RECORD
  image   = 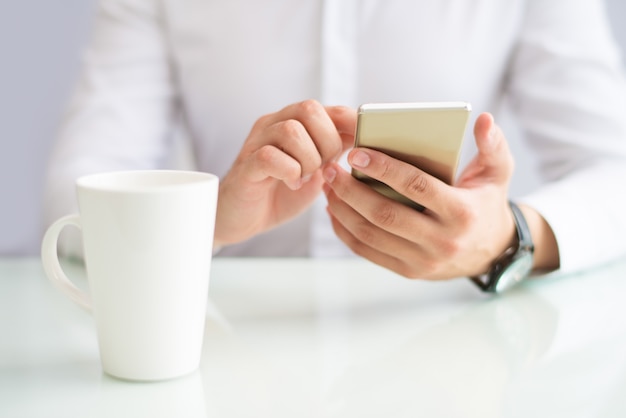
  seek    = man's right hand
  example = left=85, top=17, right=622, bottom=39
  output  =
left=214, top=100, right=356, bottom=248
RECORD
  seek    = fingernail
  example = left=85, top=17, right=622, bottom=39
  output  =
left=301, top=174, right=312, bottom=184
left=290, top=178, right=303, bottom=190
left=323, top=166, right=337, bottom=183
left=351, top=150, right=371, bottom=168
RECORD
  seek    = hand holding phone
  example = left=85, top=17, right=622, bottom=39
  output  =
left=352, top=102, right=471, bottom=210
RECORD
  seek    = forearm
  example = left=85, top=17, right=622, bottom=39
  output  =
left=520, top=162, right=626, bottom=274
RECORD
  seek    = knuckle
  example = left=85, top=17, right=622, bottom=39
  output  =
left=437, top=238, right=462, bottom=259
left=451, top=204, right=476, bottom=229
left=404, top=172, right=430, bottom=197
left=378, top=158, right=395, bottom=181
left=277, top=119, right=304, bottom=138
left=256, top=145, right=278, bottom=164
left=371, top=203, right=397, bottom=228
left=256, top=145, right=299, bottom=177
left=297, top=99, right=324, bottom=115
left=352, top=222, right=378, bottom=248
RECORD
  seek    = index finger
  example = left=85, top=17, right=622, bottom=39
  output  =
left=325, top=105, right=357, bottom=153
left=263, top=100, right=345, bottom=163
left=347, top=147, right=456, bottom=215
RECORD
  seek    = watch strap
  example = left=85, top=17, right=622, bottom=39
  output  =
left=509, top=201, right=533, bottom=253
left=470, top=201, right=534, bottom=292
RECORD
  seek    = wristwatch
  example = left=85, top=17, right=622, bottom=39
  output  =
left=470, top=201, right=535, bottom=293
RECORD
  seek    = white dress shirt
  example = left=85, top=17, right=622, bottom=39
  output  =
left=45, top=0, right=626, bottom=273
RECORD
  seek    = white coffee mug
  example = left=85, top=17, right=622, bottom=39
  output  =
left=41, top=170, right=219, bottom=381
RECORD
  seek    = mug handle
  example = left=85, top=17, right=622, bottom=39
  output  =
left=41, top=214, right=92, bottom=311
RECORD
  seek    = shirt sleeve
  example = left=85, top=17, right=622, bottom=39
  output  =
left=43, top=0, right=177, bottom=256
left=506, top=0, right=626, bottom=273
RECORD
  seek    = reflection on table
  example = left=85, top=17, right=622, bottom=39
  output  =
left=1, top=257, right=626, bottom=417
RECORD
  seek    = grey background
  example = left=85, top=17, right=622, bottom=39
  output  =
left=0, top=0, right=97, bottom=255
left=1, top=1, right=625, bottom=256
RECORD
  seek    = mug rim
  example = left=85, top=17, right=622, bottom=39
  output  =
left=76, top=170, right=219, bottom=193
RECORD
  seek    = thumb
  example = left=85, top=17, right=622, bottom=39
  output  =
left=457, top=113, right=514, bottom=187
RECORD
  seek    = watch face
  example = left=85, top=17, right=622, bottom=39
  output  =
left=494, top=254, right=534, bottom=293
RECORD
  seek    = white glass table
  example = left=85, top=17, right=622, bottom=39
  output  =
left=1, top=257, right=626, bottom=417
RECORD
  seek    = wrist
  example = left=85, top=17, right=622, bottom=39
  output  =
left=476, top=202, right=517, bottom=277
left=517, top=204, right=560, bottom=272
left=470, top=201, right=535, bottom=293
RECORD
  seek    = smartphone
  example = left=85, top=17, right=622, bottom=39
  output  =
left=352, top=101, right=471, bottom=210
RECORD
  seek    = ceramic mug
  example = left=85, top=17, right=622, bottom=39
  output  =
left=41, top=170, right=218, bottom=381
